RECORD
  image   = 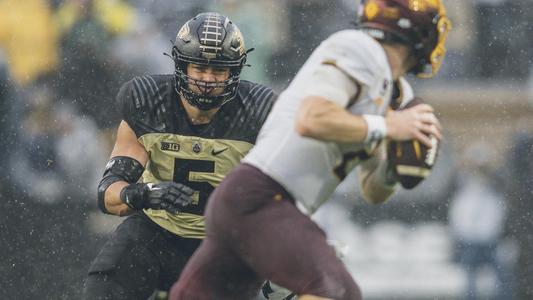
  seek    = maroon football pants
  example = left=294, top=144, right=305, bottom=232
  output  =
left=170, top=164, right=362, bottom=300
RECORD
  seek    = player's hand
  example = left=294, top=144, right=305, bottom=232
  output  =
left=385, top=103, right=442, bottom=148
left=120, top=182, right=194, bottom=214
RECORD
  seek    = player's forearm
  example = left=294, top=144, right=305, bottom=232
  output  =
left=361, top=173, right=396, bottom=204
left=104, top=181, right=133, bottom=216
left=98, top=122, right=150, bottom=216
left=359, top=160, right=398, bottom=204
left=296, top=97, right=368, bottom=143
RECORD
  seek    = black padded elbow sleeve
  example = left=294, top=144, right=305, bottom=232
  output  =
left=97, top=156, right=145, bottom=214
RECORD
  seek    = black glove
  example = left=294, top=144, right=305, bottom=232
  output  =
left=120, top=182, right=194, bottom=214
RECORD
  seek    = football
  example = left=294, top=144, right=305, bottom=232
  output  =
left=387, top=97, right=439, bottom=189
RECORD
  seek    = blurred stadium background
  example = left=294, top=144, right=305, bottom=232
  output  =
left=0, top=0, right=532, bottom=299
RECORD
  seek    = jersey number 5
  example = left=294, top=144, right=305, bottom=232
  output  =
left=173, top=158, right=215, bottom=215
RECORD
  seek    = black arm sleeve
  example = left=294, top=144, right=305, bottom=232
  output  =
left=96, top=156, right=145, bottom=214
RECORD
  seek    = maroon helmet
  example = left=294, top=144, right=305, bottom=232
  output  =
left=357, top=0, right=451, bottom=78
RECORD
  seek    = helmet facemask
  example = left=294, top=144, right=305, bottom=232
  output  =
left=414, top=11, right=451, bottom=78
left=173, top=51, right=244, bottom=110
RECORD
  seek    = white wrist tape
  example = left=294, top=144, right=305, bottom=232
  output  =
left=362, top=114, right=387, bottom=143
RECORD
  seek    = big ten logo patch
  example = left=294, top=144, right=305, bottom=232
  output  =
left=161, top=142, right=181, bottom=152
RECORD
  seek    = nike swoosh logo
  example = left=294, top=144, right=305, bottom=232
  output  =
left=211, top=147, right=229, bottom=156
left=146, top=183, right=163, bottom=191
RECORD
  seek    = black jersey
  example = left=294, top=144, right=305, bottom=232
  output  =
left=116, top=74, right=276, bottom=238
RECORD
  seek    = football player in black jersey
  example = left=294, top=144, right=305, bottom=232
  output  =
left=82, top=12, right=276, bottom=300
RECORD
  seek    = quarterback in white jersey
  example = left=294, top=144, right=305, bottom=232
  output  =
left=244, top=30, right=417, bottom=214
left=170, top=1, right=451, bottom=300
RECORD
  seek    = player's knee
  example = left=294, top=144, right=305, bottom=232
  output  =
left=305, top=269, right=362, bottom=300
left=83, top=271, right=151, bottom=300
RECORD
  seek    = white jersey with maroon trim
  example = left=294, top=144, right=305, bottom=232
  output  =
left=244, top=30, right=410, bottom=214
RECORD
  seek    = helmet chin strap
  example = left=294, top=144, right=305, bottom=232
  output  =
left=178, top=84, right=228, bottom=111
